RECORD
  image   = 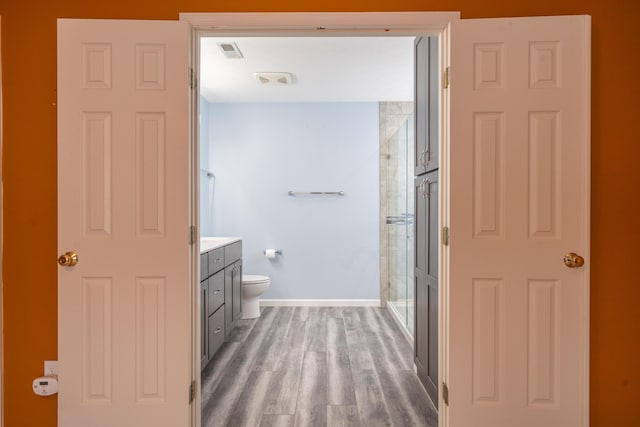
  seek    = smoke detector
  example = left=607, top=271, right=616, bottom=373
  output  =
left=254, top=72, right=295, bottom=86
left=216, top=42, right=243, bottom=59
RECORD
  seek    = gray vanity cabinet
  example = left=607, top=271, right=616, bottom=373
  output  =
left=225, top=241, right=242, bottom=266
left=232, top=261, right=243, bottom=325
left=200, top=279, right=208, bottom=367
left=201, top=240, right=243, bottom=370
left=208, top=271, right=224, bottom=315
left=200, top=252, right=208, bottom=283
left=200, top=253, right=208, bottom=368
left=224, top=259, right=243, bottom=338
left=208, top=248, right=225, bottom=277
left=207, top=306, right=225, bottom=359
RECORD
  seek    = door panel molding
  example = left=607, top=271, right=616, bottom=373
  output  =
left=57, top=19, right=191, bottom=427
left=449, top=15, right=590, bottom=427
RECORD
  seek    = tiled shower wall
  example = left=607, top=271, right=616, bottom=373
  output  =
left=379, top=102, right=414, bottom=306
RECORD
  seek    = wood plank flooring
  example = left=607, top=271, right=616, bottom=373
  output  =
left=201, top=307, right=437, bottom=427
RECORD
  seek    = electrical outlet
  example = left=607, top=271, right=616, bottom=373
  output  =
left=44, top=360, right=58, bottom=376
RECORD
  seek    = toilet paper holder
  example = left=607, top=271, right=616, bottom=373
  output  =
left=263, top=249, right=283, bottom=255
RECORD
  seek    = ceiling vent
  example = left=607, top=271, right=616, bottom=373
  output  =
left=216, top=42, right=243, bottom=59
left=254, top=72, right=295, bottom=86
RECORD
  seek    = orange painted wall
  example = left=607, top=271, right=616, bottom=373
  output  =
left=1, top=1, right=639, bottom=426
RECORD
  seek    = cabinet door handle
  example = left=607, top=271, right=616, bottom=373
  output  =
left=213, top=290, right=221, bottom=295
left=214, top=258, right=222, bottom=262
left=421, top=178, right=430, bottom=198
left=420, top=149, right=430, bottom=166
left=213, top=328, right=222, bottom=334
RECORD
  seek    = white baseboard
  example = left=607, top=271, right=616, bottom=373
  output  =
left=260, top=299, right=381, bottom=307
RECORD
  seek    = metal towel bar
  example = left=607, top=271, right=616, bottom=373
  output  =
left=288, top=191, right=345, bottom=196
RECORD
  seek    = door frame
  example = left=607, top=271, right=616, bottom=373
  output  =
left=181, top=12, right=455, bottom=427
left=0, top=15, right=4, bottom=427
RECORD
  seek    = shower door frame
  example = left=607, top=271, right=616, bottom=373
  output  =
left=182, top=11, right=455, bottom=427
left=384, top=113, right=416, bottom=342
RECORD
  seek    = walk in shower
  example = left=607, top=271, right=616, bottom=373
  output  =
left=385, top=114, right=415, bottom=335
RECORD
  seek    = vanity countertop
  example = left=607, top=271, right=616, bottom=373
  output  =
left=200, top=237, right=242, bottom=253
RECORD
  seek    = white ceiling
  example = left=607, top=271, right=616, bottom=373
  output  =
left=199, top=37, right=415, bottom=103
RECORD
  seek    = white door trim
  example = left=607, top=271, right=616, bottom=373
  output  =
left=180, top=12, right=456, bottom=427
left=0, top=15, right=4, bottom=427
left=180, top=12, right=459, bottom=32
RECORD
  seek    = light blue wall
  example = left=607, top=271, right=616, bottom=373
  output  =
left=203, top=102, right=380, bottom=300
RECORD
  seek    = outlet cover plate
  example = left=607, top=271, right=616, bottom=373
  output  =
left=44, top=360, right=58, bottom=376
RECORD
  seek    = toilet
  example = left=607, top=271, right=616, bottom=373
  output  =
left=242, top=275, right=270, bottom=319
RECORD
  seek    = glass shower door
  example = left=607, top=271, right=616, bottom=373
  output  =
left=386, top=115, right=415, bottom=335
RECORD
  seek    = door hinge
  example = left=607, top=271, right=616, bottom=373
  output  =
left=442, top=226, right=450, bottom=246
left=189, top=67, right=196, bottom=90
left=443, top=381, right=449, bottom=406
left=189, top=380, right=196, bottom=404
left=444, top=66, right=450, bottom=89
left=189, top=225, right=197, bottom=245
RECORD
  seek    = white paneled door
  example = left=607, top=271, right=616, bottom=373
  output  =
left=56, top=12, right=590, bottom=427
left=57, top=20, right=191, bottom=426
left=449, top=16, right=590, bottom=426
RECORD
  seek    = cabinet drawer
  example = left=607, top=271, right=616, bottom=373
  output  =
left=200, top=253, right=208, bottom=282
left=207, top=271, right=224, bottom=316
left=207, top=307, right=225, bottom=358
left=224, top=241, right=242, bottom=265
left=208, top=248, right=225, bottom=275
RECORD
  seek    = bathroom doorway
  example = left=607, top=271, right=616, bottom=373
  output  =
left=196, top=33, right=439, bottom=422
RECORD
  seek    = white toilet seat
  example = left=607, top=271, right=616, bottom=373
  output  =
left=243, top=275, right=270, bottom=285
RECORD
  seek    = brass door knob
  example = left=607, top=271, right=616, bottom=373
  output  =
left=563, top=252, right=584, bottom=268
left=58, top=251, right=79, bottom=267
